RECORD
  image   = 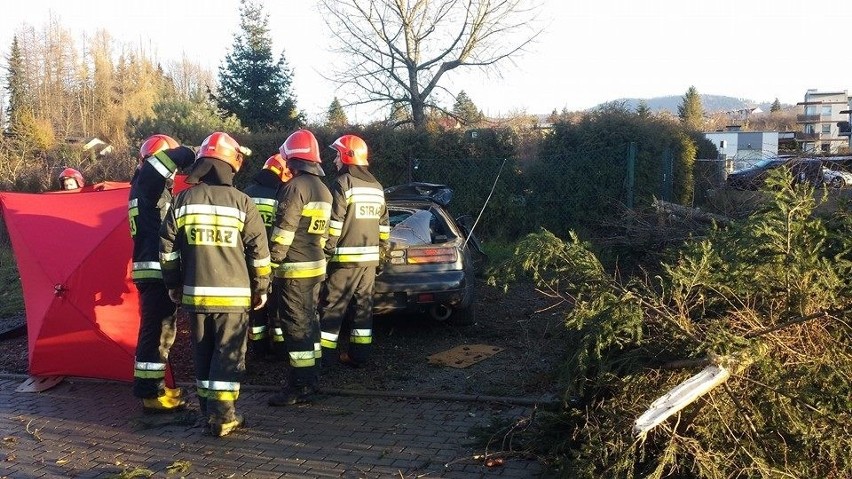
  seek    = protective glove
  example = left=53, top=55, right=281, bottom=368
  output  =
left=168, top=288, right=182, bottom=304
left=252, top=293, right=268, bottom=310
left=171, top=145, right=197, bottom=170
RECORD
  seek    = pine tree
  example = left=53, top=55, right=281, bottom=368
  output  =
left=326, top=97, right=348, bottom=129
left=452, top=90, right=483, bottom=126
left=635, top=100, right=651, bottom=118
left=4, top=36, right=28, bottom=127
left=215, top=0, right=302, bottom=132
left=677, top=86, right=704, bottom=131
left=770, top=98, right=782, bottom=113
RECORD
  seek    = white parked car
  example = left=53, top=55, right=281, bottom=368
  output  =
left=822, top=167, right=852, bottom=188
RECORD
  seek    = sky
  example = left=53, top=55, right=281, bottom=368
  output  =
left=1, top=0, right=851, bottom=123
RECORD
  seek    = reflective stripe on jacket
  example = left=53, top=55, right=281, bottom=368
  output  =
left=324, top=173, right=389, bottom=267
left=129, top=151, right=180, bottom=282
left=160, top=184, right=271, bottom=313
left=243, top=179, right=281, bottom=238
left=270, top=174, right=332, bottom=280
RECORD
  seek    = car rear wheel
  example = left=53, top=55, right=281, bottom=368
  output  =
left=830, top=176, right=844, bottom=188
left=450, top=284, right=477, bottom=325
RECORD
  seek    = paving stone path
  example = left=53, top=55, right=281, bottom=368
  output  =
left=0, top=376, right=546, bottom=478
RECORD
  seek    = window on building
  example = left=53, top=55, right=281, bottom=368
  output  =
left=821, top=143, right=831, bottom=153
left=805, top=124, right=815, bottom=134
left=822, top=123, right=832, bottom=134
left=803, top=142, right=814, bottom=152
left=805, top=106, right=817, bottom=115
left=822, top=105, right=832, bottom=116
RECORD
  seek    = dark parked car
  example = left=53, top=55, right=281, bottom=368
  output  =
left=726, top=157, right=823, bottom=190
left=372, top=183, right=486, bottom=323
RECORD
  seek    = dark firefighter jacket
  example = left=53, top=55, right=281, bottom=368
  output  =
left=243, top=169, right=284, bottom=238
left=128, top=146, right=195, bottom=283
left=269, top=173, right=332, bottom=281
left=324, top=166, right=390, bottom=267
left=159, top=160, right=271, bottom=313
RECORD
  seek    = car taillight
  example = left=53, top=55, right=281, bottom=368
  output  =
left=405, top=247, right=457, bottom=264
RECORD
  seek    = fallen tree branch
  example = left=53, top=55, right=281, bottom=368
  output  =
left=653, top=199, right=733, bottom=225
left=744, top=305, right=851, bottom=339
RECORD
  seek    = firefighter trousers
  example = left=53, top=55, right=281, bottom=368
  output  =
left=190, top=312, right=248, bottom=424
left=248, top=284, right=284, bottom=358
left=319, top=266, right=375, bottom=365
left=132, top=281, right=177, bottom=399
left=274, top=278, right=321, bottom=389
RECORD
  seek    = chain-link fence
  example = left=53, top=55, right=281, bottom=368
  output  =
left=368, top=144, right=727, bottom=242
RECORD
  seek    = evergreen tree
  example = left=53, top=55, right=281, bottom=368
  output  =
left=677, top=85, right=704, bottom=131
left=635, top=99, right=651, bottom=118
left=770, top=97, right=782, bottom=113
left=326, top=97, right=348, bottom=129
left=452, top=90, right=483, bottom=125
left=215, top=0, right=302, bottom=132
left=4, top=36, right=28, bottom=127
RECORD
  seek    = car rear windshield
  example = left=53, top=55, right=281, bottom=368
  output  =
left=388, top=207, right=455, bottom=246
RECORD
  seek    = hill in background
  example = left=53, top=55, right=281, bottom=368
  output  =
left=595, top=95, right=788, bottom=114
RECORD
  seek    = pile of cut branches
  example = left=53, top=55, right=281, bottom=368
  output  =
left=490, top=171, right=852, bottom=478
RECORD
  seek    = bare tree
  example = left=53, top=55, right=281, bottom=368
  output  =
left=166, top=54, right=215, bottom=101
left=319, top=0, right=542, bottom=129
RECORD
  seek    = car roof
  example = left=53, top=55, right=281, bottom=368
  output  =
left=384, top=182, right=453, bottom=207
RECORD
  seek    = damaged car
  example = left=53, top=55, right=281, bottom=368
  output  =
left=373, top=183, right=486, bottom=323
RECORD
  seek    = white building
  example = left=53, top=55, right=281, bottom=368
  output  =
left=703, top=129, right=779, bottom=171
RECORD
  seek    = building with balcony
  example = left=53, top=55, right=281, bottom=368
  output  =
left=796, top=89, right=851, bottom=154
left=840, top=107, right=852, bottom=150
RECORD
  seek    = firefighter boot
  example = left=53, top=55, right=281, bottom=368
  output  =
left=339, top=351, right=364, bottom=369
left=267, top=385, right=317, bottom=407
left=164, top=387, right=184, bottom=399
left=193, top=397, right=210, bottom=429
left=142, top=394, right=186, bottom=414
left=208, top=414, right=245, bottom=438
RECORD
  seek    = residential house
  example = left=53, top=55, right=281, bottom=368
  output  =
left=703, top=126, right=779, bottom=171
left=796, top=89, right=850, bottom=154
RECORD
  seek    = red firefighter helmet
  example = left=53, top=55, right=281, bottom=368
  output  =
left=58, top=167, right=84, bottom=190
left=330, top=134, right=369, bottom=166
left=139, top=134, right=178, bottom=160
left=279, top=129, right=321, bottom=163
left=196, top=132, right=250, bottom=172
left=263, top=153, right=293, bottom=182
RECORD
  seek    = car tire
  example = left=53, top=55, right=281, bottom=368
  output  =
left=451, top=283, right=477, bottom=325
left=830, top=176, right=844, bottom=188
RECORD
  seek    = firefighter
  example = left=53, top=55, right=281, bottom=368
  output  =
left=267, top=129, right=332, bottom=407
left=58, top=167, right=85, bottom=190
left=243, top=154, right=292, bottom=361
left=160, top=131, right=271, bottom=437
left=128, top=134, right=196, bottom=413
left=318, top=135, right=389, bottom=368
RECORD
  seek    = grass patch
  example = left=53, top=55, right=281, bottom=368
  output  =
left=0, top=242, right=24, bottom=317
left=478, top=238, right=516, bottom=277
